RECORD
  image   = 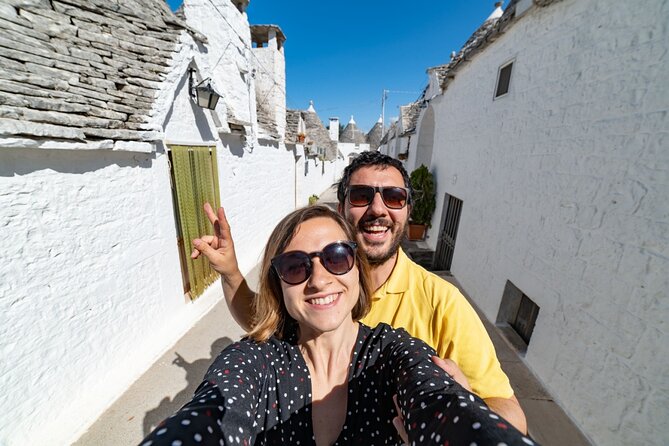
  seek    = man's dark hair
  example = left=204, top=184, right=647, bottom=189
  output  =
left=335, top=151, right=413, bottom=205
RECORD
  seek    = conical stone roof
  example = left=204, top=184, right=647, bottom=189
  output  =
left=340, top=116, right=366, bottom=144
left=366, top=118, right=384, bottom=150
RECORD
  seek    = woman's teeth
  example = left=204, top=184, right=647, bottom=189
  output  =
left=308, top=293, right=339, bottom=305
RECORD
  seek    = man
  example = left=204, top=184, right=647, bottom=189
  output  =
left=192, top=152, right=527, bottom=433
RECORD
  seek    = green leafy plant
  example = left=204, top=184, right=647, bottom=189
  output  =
left=409, top=164, right=436, bottom=227
left=308, top=194, right=319, bottom=205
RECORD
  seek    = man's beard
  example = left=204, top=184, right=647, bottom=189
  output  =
left=357, top=218, right=408, bottom=266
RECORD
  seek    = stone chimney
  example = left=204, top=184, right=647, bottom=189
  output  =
left=329, top=117, right=339, bottom=141
left=251, top=25, right=286, bottom=137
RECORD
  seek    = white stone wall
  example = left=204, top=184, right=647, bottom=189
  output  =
left=336, top=142, right=369, bottom=173
left=0, top=148, right=220, bottom=445
left=177, top=0, right=257, bottom=135
left=0, top=1, right=298, bottom=445
left=252, top=30, right=287, bottom=138
left=424, top=0, right=668, bottom=444
left=160, top=0, right=296, bottom=277
left=216, top=137, right=296, bottom=274
left=295, top=153, right=339, bottom=207
left=406, top=106, right=435, bottom=174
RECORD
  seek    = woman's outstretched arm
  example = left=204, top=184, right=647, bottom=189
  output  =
left=387, top=327, right=538, bottom=446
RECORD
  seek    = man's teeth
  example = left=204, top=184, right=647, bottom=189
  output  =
left=364, top=225, right=388, bottom=233
left=308, top=294, right=339, bottom=305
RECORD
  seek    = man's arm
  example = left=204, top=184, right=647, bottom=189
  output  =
left=191, top=203, right=255, bottom=330
left=431, top=356, right=527, bottom=434
left=485, top=395, right=527, bottom=434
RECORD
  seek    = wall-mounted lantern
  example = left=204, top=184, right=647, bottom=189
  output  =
left=188, top=68, right=221, bottom=110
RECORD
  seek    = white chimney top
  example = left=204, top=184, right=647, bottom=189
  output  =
left=348, top=115, right=356, bottom=124
left=486, top=1, right=504, bottom=21
left=307, top=100, right=316, bottom=112
left=328, top=117, right=340, bottom=141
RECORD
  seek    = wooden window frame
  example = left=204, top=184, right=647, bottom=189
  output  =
left=168, top=145, right=221, bottom=300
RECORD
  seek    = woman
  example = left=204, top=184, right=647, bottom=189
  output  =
left=141, top=206, right=535, bottom=446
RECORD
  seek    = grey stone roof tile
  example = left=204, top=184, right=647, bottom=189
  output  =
left=366, top=121, right=384, bottom=150
left=400, top=101, right=421, bottom=136
left=285, top=109, right=300, bottom=142
left=340, top=121, right=366, bottom=144
left=379, top=120, right=398, bottom=145
left=285, top=108, right=337, bottom=160
left=256, top=104, right=280, bottom=140
left=433, top=0, right=563, bottom=91
left=0, top=0, right=188, bottom=148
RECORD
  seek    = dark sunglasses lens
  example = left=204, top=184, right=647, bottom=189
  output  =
left=322, top=243, right=355, bottom=274
left=348, top=186, right=374, bottom=206
left=382, top=187, right=408, bottom=209
left=275, top=252, right=310, bottom=284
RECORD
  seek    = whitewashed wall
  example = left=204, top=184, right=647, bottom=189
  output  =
left=337, top=142, right=368, bottom=166
left=159, top=0, right=296, bottom=278
left=0, top=147, right=220, bottom=445
left=295, top=153, right=338, bottom=207
left=178, top=0, right=257, bottom=132
left=216, top=138, right=295, bottom=274
left=424, top=0, right=668, bottom=444
left=252, top=29, right=287, bottom=139
left=0, top=1, right=297, bottom=445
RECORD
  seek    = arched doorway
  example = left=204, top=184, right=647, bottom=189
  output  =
left=414, top=106, right=435, bottom=169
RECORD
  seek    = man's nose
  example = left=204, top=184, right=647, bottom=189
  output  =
left=366, top=190, right=388, bottom=215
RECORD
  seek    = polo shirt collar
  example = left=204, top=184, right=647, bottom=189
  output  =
left=374, top=247, right=410, bottom=297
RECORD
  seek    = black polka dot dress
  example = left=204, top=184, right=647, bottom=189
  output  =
left=141, top=323, right=537, bottom=446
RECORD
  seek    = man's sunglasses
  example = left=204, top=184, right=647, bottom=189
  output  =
left=346, top=185, right=409, bottom=209
left=271, top=241, right=357, bottom=285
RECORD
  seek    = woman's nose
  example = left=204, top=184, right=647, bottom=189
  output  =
left=306, top=257, right=332, bottom=288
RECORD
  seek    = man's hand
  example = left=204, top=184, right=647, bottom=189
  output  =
left=431, top=355, right=527, bottom=434
left=392, top=394, right=409, bottom=446
left=191, top=203, right=240, bottom=279
left=484, top=395, right=527, bottom=434
left=431, top=355, right=472, bottom=392
left=394, top=358, right=478, bottom=443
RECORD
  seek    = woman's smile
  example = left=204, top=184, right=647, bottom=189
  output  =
left=280, top=217, right=359, bottom=338
left=306, top=291, right=342, bottom=307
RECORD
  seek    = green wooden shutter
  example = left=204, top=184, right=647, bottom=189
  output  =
left=170, top=145, right=221, bottom=300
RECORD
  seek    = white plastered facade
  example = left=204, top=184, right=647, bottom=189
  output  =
left=0, top=1, right=303, bottom=445
left=412, top=0, right=669, bottom=444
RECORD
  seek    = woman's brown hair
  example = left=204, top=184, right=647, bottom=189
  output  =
left=248, top=205, right=372, bottom=342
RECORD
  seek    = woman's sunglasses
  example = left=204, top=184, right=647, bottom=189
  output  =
left=346, top=185, right=409, bottom=209
left=271, top=241, right=357, bottom=285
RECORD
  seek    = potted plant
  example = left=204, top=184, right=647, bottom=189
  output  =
left=408, top=164, right=436, bottom=240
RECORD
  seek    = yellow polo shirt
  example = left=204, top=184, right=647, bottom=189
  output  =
left=361, top=248, right=513, bottom=400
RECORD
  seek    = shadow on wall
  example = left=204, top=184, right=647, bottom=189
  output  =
left=162, top=64, right=216, bottom=143
left=0, top=147, right=155, bottom=177
left=220, top=133, right=245, bottom=158
left=189, top=98, right=216, bottom=142
left=142, top=336, right=234, bottom=435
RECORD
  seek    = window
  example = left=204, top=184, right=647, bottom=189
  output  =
left=168, top=145, right=221, bottom=300
left=496, top=280, right=540, bottom=354
left=494, top=60, right=514, bottom=98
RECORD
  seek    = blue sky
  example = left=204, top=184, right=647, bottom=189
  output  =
left=167, top=0, right=503, bottom=131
